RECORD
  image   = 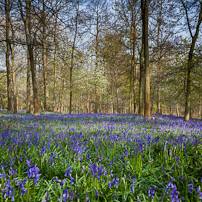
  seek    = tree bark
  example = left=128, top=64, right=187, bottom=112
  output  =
left=176, top=104, right=180, bottom=117
left=142, top=0, right=150, bottom=119
left=5, top=0, right=12, bottom=112
left=21, top=0, right=40, bottom=115
left=26, top=51, right=32, bottom=113
left=139, top=47, right=144, bottom=115
left=42, top=0, right=48, bottom=111
left=11, top=28, right=17, bottom=114
left=53, top=16, right=57, bottom=112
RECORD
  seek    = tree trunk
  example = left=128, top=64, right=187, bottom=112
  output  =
left=69, top=2, right=79, bottom=114
left=199, top=94, right=201, bottom=119
left=11, top=30, right=17, bottom=114
left=184, top=2, right=202, bottom=121
left=19, top=0, right=39, bottom=115
left=26, top=3, right=39, bottom=115
left=94, top=5, right=99, bottom=113
left=5, top=0, right=12, bottom=112
left=134, top=64, right=137, bottom=114
left=151, top=86, right=155, bottom=114
left=30, top=46, right=39, bottom=115
left=131, top=7, right=137, bottom=114
left=42, top=0, right=48, bottom=111
left=53, top=16, right=57, bottom=112
left=142, top=0, right=150, bottom=119
left=139, top=1, right=145, bottom=116
left=156, top=1, right=163, bottom=114
left=139, top=47, right=144, bottom=115
left=60, top=78, right=64, bottom=113
left=26, top=51, right=32, bottom=113
left=157, top=83, right=160, bottom=114
left=17, top=88, right=19, bottom=111
left=176, top=104, right=180, bottom=117
left=129, top=61, right=133, bottom=113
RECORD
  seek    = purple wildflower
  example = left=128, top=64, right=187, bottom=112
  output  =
left=27, top=165, right=41, bottom=186
left=187, top=180, right=193, bottom=193
left=95, top=190, right=98, bottom=199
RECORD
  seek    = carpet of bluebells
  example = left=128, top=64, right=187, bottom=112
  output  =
left=0, top=109, right=202, bottom=202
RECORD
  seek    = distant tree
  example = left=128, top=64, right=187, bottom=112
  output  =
left=87, top=0, right=109, bottom=113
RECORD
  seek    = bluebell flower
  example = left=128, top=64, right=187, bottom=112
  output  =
left=64, top=166, right=72, bottom=177
left=92, top=164, right=98, bottom=175
left=18, top=179, right=27, bottom=195
left=3, top=179, right=16, bottom=201
left=148, top=186, right=156, bottom=199
left=69, top=192, right=74, bottom=201
left=10, top=157, right=14, bottom=166
left=108, top=181, right=112, bottom=188
left=187, top=181, right=193, bottom=193
left=197, top=186, right=202, bottom=199
left=27, top=165, right=41, bottom=186
left=58, top=188, right=69, bottom=202
left=95, top=190, right=98, bottom=199
left=70, top=175, right=74, bottom=185
left=113, top=175, right=119, bottom=188
left=60, top=179, right=66, bottom=185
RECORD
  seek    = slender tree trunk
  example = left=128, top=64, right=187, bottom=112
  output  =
left=139, top=1, right=145, bottom=116
left=176, top=104, right=179, bottom=117
left=155, top=0, right=163, bottom=114
left=60, top=78, right=64, bottom=113
left=28, top=4, right=39, bottom=115
left=142, top=0, right=150, bottom=119
left=53, top=16, right=57, bottom=112
left=170, top=105, right=172, bottom=116
left=17, top=88, right=18, bottom=110
left=157, top=83, right=160, bottom=113
left=42, top=0, right=48, bottom=111
left=134, top=64, right=137, bottom=114
left=26, top=51, right=32, bottom=113
left=94, top=5, right=99, bottom=113
left=58, top=84, right=61, bottom=113
left=30, top=46, right=39, bottom=115
left=1, top=95, right=4, bottom=109
left=129, top=0, right=137, bottom=114
left=11, top=31, right=17, bottom=114
left=111, top=84, right=114, bottom=113
left=200, top=99, right=202, bottom=119
left=151, top=86, right=155, bottom=114
left=129, top=61, right=133, bottom=113
left=69, top=2, right=79, bottom=114
left=139, top=48, right=144, bottom=115
left=116, top=87, right=119, bottom=113
left=199, top=93, right=201, bottom=119
left=5, top=0, right=12, bottom=112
